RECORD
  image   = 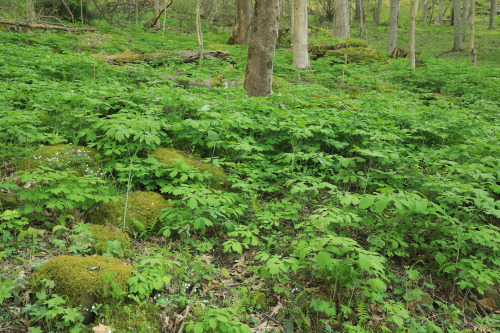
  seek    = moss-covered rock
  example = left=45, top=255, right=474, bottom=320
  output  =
left=88, top=224, right=131, bottom=256
left=30, top=255, right=133, bottom=307
left=89, top=191, right=169, bottom=235
left=326, top=47, right=386, bottom=63
left=17, top=144, right=101, bottom=175
left=151, top=148, right=228, bottom=189
left=100, top=302, right=161, bottom=332
left=272, top=75, right=290, bottom=93
left=0, top=191, right=19, bottom=210
left=308, top=39, right=369, bottom=59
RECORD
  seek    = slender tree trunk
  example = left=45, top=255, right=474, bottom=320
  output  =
left=410, top=0, right=419, bottom=69
left=333, top=0, right=350, bottom=38
left=359, top=0, right=366, bottom=38
left=373, top=0, right=382, bottom=25
left=26, top=0, right=36, bottom=23
left=136, top=0, right=139, bottom=24
left=292, top=0, right=312, bottom=70
left=355, top=0, right=362, bottom=19
left=422, top=0, right=429, bottom=24
left=244, top=0, right=280, bottom=97
left=387, top=0, right=399, bottom=53
left=489, top=0, right=497, bottom=29
left=196, top=1, right=204, bottom=62
left=228, top=0, right=251, bottom=44
left=436, top=0, right=444, bottom=24
left=153, top=0, right=160, bottom=29
left=461, top=0, right=469, bottom=41
left=470, top=0, right=477, bottom=64
left=452, top=0, right=463, bottom=50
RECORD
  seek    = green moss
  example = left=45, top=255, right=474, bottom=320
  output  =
left=151, top=148, right=228, bottom=189
left=100, top=302, right=161, bottom=332
left=272, top=75, right=290, bottom=93
left=0, top=191, right=19, bottom=210
left=89, top=191, right=169, bottom=235
left=88, top=224, right=131, bottom=256
left=250, top=291, right=268, bottom=311
left=30, top=255, right=133, bottom=307
left=326, top=47, right=387, bottom=63
left=17, top=144, right=101, bottom=175
left=308, top=39, right=369, bottom=58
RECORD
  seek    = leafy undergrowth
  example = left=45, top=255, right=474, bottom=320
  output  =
left=1, top=24, right=499, bottom=333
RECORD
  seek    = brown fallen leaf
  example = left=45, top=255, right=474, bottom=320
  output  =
left=93, top=324, right=111, bottom=333
left=478, top=297, right=499, bottom=311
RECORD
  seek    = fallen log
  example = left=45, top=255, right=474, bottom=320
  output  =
left=93, top=49, right=230, bottom=64
left=0, top=20, right=96, bottom=33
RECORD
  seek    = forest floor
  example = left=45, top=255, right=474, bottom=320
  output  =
left=0, top=14, right=499, bottom=333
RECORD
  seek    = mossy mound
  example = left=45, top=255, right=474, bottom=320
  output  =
left=88, top=224, right=131, bottom=256
left=151, top=148, right=228, bottom=189
left=89, top=191, right=169, bottom=235
left=272, top=76, right=290, bottom=93
left=308, top=39, right=369, bottom=58
left=17, top=145, right=101, bottom=175
left=0, top=191, right=19, bottom=210
left=30, top=255, right=133, bottom=307
left=326, top=47, right=386, bottom=63
left=100, top=302, right=161, bottom=332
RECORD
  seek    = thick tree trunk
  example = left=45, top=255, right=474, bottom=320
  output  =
left=292, top=0, right=312, bottom=70
left=244, top=0, right=280, bottom=97
left=410, top=0, right=419, bottom=69
left=26, top=0, right=36, bottom=23
left=373, top=0, right=383, bottom=25
left=228, top=0, right=251, bottom=44
left=489, top=0, right=497, bottom=29
left=470, top=0, right=477, bottom=64
left=153, top=0, right=160, bottom=29
left=387, top=0, right=399, bottom=53
left=333, top=0, right=350, bottom=38
left=452, top=0, right=463, bottom=50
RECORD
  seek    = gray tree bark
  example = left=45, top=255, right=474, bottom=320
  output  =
left=153, top=0, right=160, bottom=29
left=489, top=0, right=497, bottom=29
left=244, top=0, right=280, bottom=97
left=387, top=0, right=399, bottom=53
left=373, top=0, right=383, bottom=25
left=470, top=0, right=477, bottom=64
left=292, top=0, right=312, bottom=70
left=333, top=0, right=350, bottom=38
left=461, top=0, right=469, bottom=42
left=422, top=0, right=429, bottom=24
left=436, top=0, right=444, bottom=24
left=26, top=0, right=36, bottom=23
left=410, top=0, right=419, bottom=69
left=228, top=0, right=251, bottom=44
left=452, top=0, right=463, bottom=50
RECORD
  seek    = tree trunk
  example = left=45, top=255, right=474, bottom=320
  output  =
left=153, top=0, right=160, bottom=29
left=489, top=0, right=497, bottom=29
left=387, top=0, right=399, bottom=53
left=422, top=0, right=429, bottom=24
left=244, top=0, right=280, bottom=97
left=436, top=0, right=444, bottom=24
left=470, top=0, right=477, bottom=64
left=452, top=0, right=462, bottom=50
left=359, top=0, right=366, bottom=38
left=355, top=0, right=362, bottom=19
left=461, top=0, right=469, bottom=41
left=333, top=0, right=350, bottom=38
left=26, top=0, right=36, bottom=23
left=410, top=0, right=419, bottom=69
left=292, top=0, right=312, bottom=70
left=373, top=0, right=383, bottom=25
left=228, top=0, right=251, bottom=44
left=196, top=1, right=204, bottom=62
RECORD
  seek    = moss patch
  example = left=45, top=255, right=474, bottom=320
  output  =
left=17, top=144, right=101, bottom=175
left=151, top=148, right=228, bottom=189
left=89, top=191, right=169, bottom=235
left=326, top=47, right=386, bottom=63
left=308, top=39, right=369, bottom=59
left=88, top=224, right=131, bottom=256
left=100, top=302, right=161, bottom=332
left=30, top=255, right=133, bottom=307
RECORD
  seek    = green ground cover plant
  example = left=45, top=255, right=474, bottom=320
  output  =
left=0, top=6, right=499, bottom=333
